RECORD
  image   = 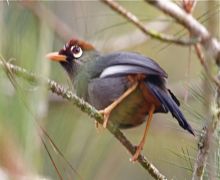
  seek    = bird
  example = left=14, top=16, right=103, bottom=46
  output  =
left=47, top=38, right=194, bottom=161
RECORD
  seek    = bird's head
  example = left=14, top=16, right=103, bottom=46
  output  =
left=47, top=38, right=96, bottom=79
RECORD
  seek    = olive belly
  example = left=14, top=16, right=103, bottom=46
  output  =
left=109, top=88, right=151, bottom=129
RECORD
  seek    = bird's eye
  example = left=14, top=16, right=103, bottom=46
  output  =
left=70, top=45, right=83, bottom=58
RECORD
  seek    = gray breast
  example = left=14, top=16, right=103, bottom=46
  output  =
left=87, top=77, right=130, bottom=110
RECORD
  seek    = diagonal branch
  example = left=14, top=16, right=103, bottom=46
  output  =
left=0, top=59, right=167, bottom=180
left=102, top=0, right=198, bottom=46
left=145, top=0, right=220, bottom=64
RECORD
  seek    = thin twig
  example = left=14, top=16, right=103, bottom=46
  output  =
left=146, top=0, right=220, bottom=64
left=0, top=59, right=167, bottom=180
left=41, top=137, right=64, bottom=180
left=95, top=16, right=171, bottom=51
left=102, top=0, right=199, bottom=46
left=40, top=126, right=84, bottom=180
left=194, top=44, right=220, bottom=89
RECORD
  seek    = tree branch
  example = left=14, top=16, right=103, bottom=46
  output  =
left=102, top=0, right=198, bottom=46
left=146, top=0, right=220, bottom=64
left=0, top=59, right=167, bottom=180
left=95, top=16, right=171, bottom=51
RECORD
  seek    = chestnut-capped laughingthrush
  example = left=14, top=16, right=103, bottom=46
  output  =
left=47, top=38, right=194, bottom=161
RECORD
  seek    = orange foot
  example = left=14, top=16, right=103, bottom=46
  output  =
left=99, top=108, right=111, bottom=128
left=130, top=144, right=144, bottom=162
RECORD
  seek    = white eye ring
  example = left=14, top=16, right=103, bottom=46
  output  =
left=70, top=45, right=83, bottom=59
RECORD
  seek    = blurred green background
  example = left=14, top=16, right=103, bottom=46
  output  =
left=0, top=1, right=219, bottom=180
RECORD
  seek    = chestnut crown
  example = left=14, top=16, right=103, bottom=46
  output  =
left=59, top=39, right=95, bottom=61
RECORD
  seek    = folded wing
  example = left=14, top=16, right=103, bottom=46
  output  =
left=98, top=52, right=194, bottom=135
left=100, top=52, right=167, bottom=78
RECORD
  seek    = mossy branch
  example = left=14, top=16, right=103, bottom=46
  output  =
left=103, top=0, right=199, bottom=46
left=0, top=59, right=167, bottom=180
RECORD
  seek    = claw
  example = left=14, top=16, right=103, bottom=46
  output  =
left=99, top=109, right=110, bottom=128
left=130, top=145, right=143, bottom=162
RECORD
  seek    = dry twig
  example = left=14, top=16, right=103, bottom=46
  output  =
left=103, top=0, right=198, bottom=46
left=146, top=0, right=220, bottom=63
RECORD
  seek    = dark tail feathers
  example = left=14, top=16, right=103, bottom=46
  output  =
left=146, top=82, right=194, bottom=135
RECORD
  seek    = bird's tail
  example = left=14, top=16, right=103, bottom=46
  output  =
left=146, top=82, right=194, bottom=135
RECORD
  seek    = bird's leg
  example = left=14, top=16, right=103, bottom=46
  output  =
left=130, top=104, right=155, bottom=162
left=99, top=82, right=138, bottom=128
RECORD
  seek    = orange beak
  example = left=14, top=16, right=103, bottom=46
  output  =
left=46, top=52, right=67, bottom=62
